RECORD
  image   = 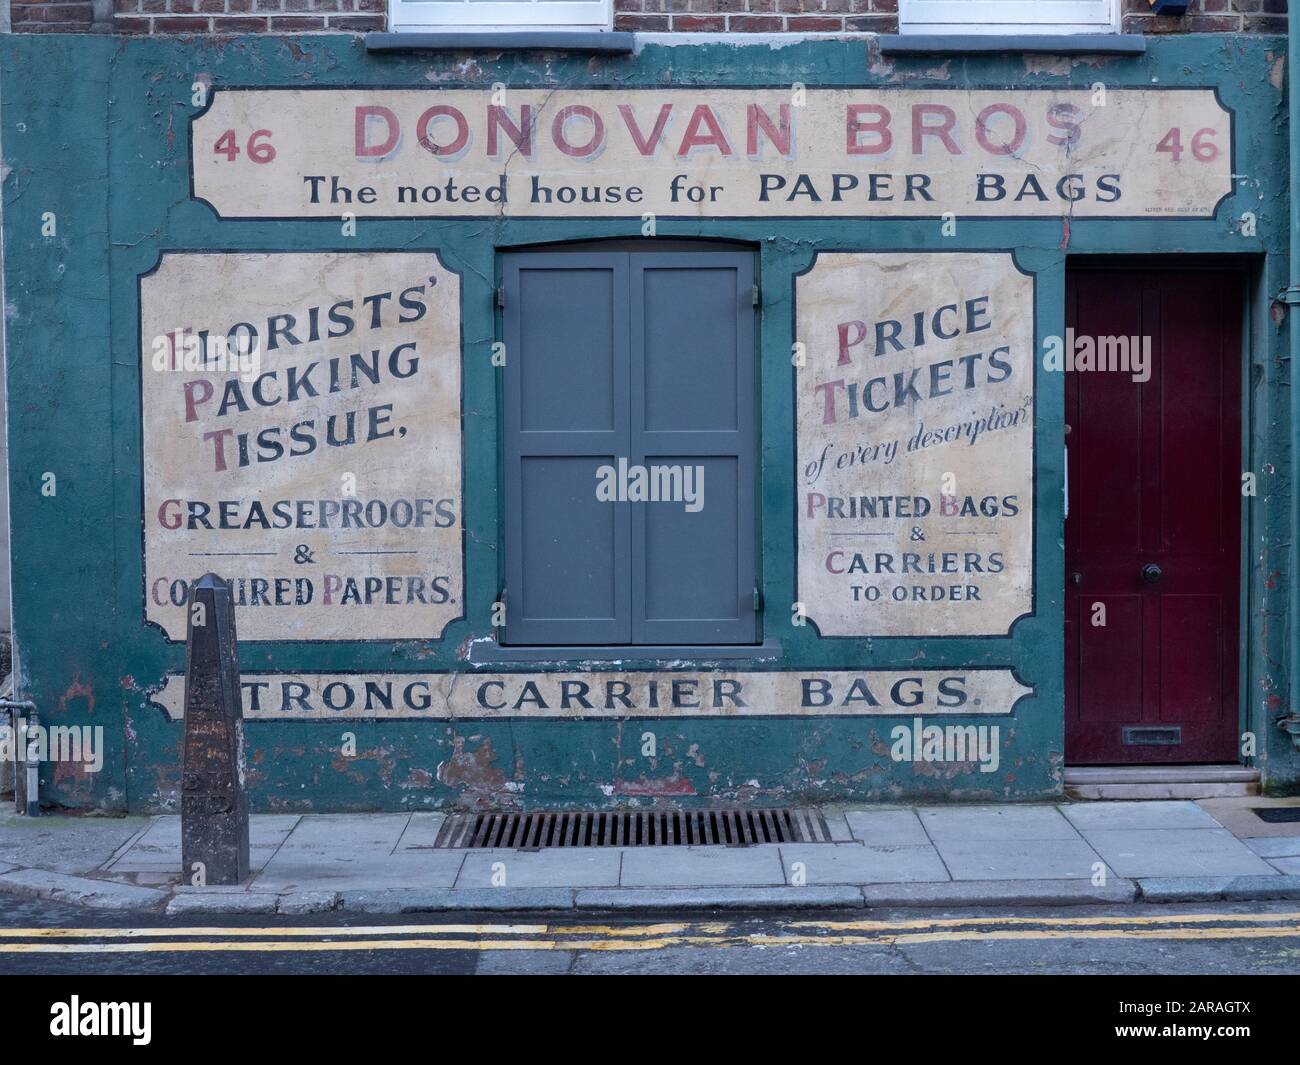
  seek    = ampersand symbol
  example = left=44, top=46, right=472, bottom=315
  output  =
left=910, top=527, right=925, bottom=542
left=294, top=544, right=316, bottom=564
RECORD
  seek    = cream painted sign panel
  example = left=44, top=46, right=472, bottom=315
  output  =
left=141, top=252, right=462, bottom=641
left=149, top=669, right=1033, bottom=720
left=190, top=88, right=1232, bottom=219
left=796, top=252, right=1034, bottom=637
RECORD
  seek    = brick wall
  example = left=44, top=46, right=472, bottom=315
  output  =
left=3, top=0, right=1289, bottom=37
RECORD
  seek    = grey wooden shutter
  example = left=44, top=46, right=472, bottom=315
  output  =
left=630, top=252, right=757, bottom=644
left=503, top=252, right=631, bottom=645
left=503, top=246, right=756, bottom=647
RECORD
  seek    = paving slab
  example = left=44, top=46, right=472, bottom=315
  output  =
left=779, top=842, right=950, bottom=884
left=933, top=837, right=1106, bottom=880
left=918, top=806, right=1080, bottom=842
left=1244, top=837, right=1300, bottom=859
left=619, top=845, right=785, bottom=887
left=455, top=848, right=621, bottom=888
left=0, top=814, right=153, bottom=875
left=0, top=868, right=167, bottom=910
left=338, top=888, right=574, bottom=912
left=576, top=886, right=864, bottom=910
left=861, top=878, right=1138, bottom=907
left=1268, top=856, right=1300, bottom=875
left=166, top=892, right=280, bottom=915
left=1061, top=800, right=1220, bottom=832
left=1084, top=827, right=1280, bottom=878
left=845, top=809, right=930, bottom=846
left=395, top=813, right=446, bottom=850
left=821, top=811, right=854, bottom=842
left=277, top=813, right=411, bottom=851
left=250, top=848, right=467, bottom=892
left=1138, top=875, right=1300, bottom=903
left=1197, top=796, right=1300, bottom=838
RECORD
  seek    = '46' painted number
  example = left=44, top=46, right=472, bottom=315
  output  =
left=1155, top=127, right=1220, bottom=163
left=213, top=129, right=276, bottom=163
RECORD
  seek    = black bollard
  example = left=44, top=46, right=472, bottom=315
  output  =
left=181, top=574, right=250, bottom=885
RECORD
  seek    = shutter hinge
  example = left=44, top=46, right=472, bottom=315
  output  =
left=496, top=286, right=505, bottom=309
left=752, top=283, right=761, bottom=308
left=753, top=585, right=764, bottom=612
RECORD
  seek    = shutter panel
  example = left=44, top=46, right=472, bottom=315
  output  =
left=630, top=252, right=757, bottom=644
left=503, top=253, right=631, bottom=644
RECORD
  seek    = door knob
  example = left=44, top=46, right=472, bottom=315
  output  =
left=1070, top=572, right=1082, bottom=585
left=1141, top=563, right=1163, bottom=585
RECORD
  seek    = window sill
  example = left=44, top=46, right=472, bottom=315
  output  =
left=878, top=33, right=1146, bottom=55
left=365, top=31, right=636, bottom=53
left=468, top=637, right=783, bottom=665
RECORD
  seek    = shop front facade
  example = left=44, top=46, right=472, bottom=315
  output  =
left=2, top=1, right=1298, bottom=812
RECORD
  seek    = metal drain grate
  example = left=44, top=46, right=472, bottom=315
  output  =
left=1252, top=807, right=1300, bottom=824
left=434, top=808, right=833, bottom=849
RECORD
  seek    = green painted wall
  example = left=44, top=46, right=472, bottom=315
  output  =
left=1, top=33, right=1295, bottom=812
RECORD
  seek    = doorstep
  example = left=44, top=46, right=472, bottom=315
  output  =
left=1063, top=765, right=1260, bottom=800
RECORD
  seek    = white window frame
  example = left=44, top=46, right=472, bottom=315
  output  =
left=900, top=0, right=1121, bottom=35
left=389, top=0, right=614, bottom=32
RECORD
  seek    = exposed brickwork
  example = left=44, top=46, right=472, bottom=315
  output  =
left=4, top=0, right=1288, bottom=35
left=68, top=0, right=383, bottom=34
left=614, top=0, right=897, bottom=33
left=1122, top=0, right=1287, bottom=34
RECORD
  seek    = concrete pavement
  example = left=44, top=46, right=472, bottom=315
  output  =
left=0, top=797, right=1298, bottom=915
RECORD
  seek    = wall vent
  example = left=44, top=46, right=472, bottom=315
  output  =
left=433, top=808, right=833, bottom=849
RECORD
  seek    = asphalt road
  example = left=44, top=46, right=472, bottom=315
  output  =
left=1, top=896, right=1299, bottom=975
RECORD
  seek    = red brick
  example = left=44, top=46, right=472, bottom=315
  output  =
left=672, top=12, right=725, bottom=27
left=614, top=12, right=670, bottom=27
left=843, top=12, right=891, bottom=29
left=267, top=13, right=328, bottom=25
left=328, top=13, right=383, bottom=25
left=114, top=0, right=140, bottom=12
left=211, top=14, right=268, bottom=27
left=198, top=0, right=227, bottom=12
left=153, top=14, right=211, bottom=27
left=353, top=0, right=386, bottom=10
left=728, top=13, right=782, bottom=28
left=870, top=0, right=896, bottom=9
left=114, top=15, right=154, bottom=30
left=13, top=2, right=95, bottom=20
left=1243, top=12, right=1288, bottom=27
left=614, top=0, right=642, bottom=9
left=787, top=14, right=842, bottom=28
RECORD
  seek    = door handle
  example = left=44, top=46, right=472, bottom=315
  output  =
left=1070, top=572, right=1082, bottom=585
left=1141, top=563, right=1163, bottom=585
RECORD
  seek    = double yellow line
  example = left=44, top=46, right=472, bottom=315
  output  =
left=0, top=911, right=1298, bottom=954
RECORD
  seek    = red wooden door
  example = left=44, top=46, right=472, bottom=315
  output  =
left=1065, top=270, right=1242, bottom=764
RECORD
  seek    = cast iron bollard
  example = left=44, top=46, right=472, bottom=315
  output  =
left=181, top=574, right=250, bottom=885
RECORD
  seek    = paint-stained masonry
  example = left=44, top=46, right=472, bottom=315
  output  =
left=1, top=34, right=1296, bottom=812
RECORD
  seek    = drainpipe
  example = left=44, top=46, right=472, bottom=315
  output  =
left=1286, top=12, right=1300, bottom=753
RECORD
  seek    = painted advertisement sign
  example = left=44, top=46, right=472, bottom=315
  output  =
left=140, top=251, right=463, bottom=641
left=190, top=88, right=1232, bottom=219
left=149, top=668, right=1033, bottom=720
left=795, top=252, right=1035, bottom=637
